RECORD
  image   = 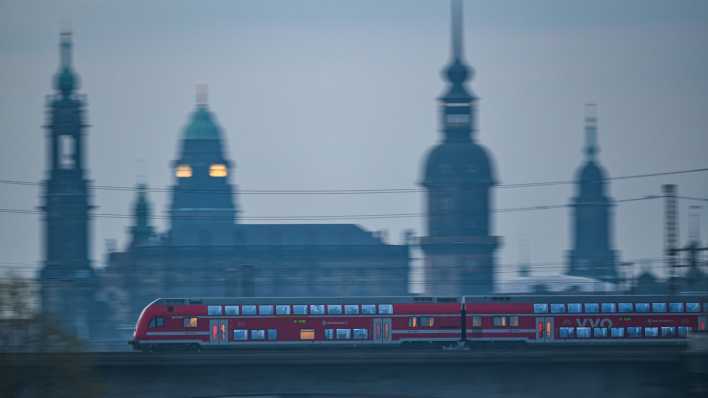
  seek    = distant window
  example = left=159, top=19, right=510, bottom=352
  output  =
left=652, top=303, right=667, bottom=313
left=336, top=329, right=351, bottom=340
left=267, top=329, right=278, bottom=341
left=472, top=316, right=482, bottom=328
left=344, top=305, right=359, bottom=315
left=233, top=329, right=248, bottom=341
left=669, top=303, right=684, bottom=313
left=635, top=303, right=650, bottom=313
left=618, top=303, right=633, bottom=313
left=251, top=330, right=265, bottom=340
left=207, top=306, right=222, bottom=316
left=568, top=303, right=582, bottom=313
left=678, top=326, right=692, bottom=337
left=661, top=327, right=676, bottom=337
left=300, top=329, right=315, bottom=340
left=276, top=305, right=291, bottom=315
left=184, top=317, right=198, bottom=328
left=627, top=327, right=642, bottom=337
left=533, top=304, right=548, bottom=313
left=209, top=163, right=228, bottom=177
left=585, top=303, right=599, bottom=313
left=611, top=327, right=625, bottom=338
left=645, top=327, right=659, bottom=337
left=559, top=327, right=574, bottom=338
left=175, top=164, right=192, bottom=178
left=601, top=303, right=616, bottom=313
left=361, top=304, right=376, bottom=315
left=576, top=327, right=591, bottom=338
left=224, top=306, right=239, bottom=316
left=293, top=305, right=308, bottom=315
left=149, top=316, right=165, bottom=328
left=242, top=305, right=257, bottom=316
left=593, top=327, right=608, bottom=337
left=327, top=305, right=343, bottom=315
left=510, top=316, right=519, bottom=327
left=551, top=304, right=566, bottom=313
left=259, top=305, right=274, bottom=316
left=686, top=303, right=700, bottom=313
left=408, top=317, right=418, bottom=328
left=353, top=328, right=368, bottom=340
left=420, top=317, right=434, bottom=328
left=310, top=305, right=325, bottom=315
left=324, top=329, right=334, bottom=340
left=493, top=316, right=508, bottom=327
left=378, top=304, right=393, bottom=315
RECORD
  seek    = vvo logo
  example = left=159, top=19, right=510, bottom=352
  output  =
left=576, top=318, right=613, bottom=328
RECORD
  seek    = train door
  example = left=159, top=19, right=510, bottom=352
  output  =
left=373, top=318, right=392, bottom=343
left=209, top=319, right=228, bottom=344
left=535, top=317, right=554, bottom=342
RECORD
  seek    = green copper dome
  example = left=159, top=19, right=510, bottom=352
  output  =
left=183, top=105, right=221, bottom=140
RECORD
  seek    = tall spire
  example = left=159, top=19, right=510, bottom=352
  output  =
left=451, top=0, right=463, bottom=61
left=60, top=31, right=72, bottom=68
left=54, top=31, right=79, bottom=96
left=584, top=103, right=598, bottom=160
left=443, top=0, right=473, bottom=98
left=196, top=83, right=208, bottom=107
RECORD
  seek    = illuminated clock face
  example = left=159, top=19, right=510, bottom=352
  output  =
left=175, top=164, right=192, bottom=178
left=209, top=164, right=228, bottom=177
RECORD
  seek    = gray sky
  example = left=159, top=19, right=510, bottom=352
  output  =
left=1, top=0, right=708, bottom=284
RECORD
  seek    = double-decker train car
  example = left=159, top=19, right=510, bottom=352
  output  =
left=130, top=294, right=707, bottom=350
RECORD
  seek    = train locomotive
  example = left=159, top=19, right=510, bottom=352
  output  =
left=130, top=294, right=707, bottom=351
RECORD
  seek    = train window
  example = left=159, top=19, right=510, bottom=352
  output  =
left=267, top=329, right=278, bottom=340
left=533, top=304, right=548, bottom=313
left=669, top=303, right=684, bottom=313
left=378, top=304, right=393, bottom=315
left=259, top=305, right=274, bottom=315
left=408, top=317, right=418, bottom=328
left=635, top=303, right=650, bottom=313
left=493, top=316, right=507, bottom=327
left=568, top=303, right=582, bottom=313
left=593, top=327, right=608, bottom=337
left=686, top=303, right=700, bottom=313
left=584, top=303, right=599, bottom=313
left=661, top=327, right=676, bottom=337
left=233, top=329, right=248, bottom=341
left=420, top=317, right=434, bottom=328
left=652, top=303, right=667, bottom=313
left=184, top=317, right=198, bottom=328
left=353, top=328, right=368, bottom=340
left=207, top=306, right=222, bottom=316
left=327, top=305, right=343, bottom=315
left=601, top=303, right=616, bottom=313
left=510, top=316, right=519, bottom=327
left=276, top=305, right=291, bottom=315
left=336, top=329, right=351, bottom=340
left=224, top=305, right=239, bottom=316
left=293, top=305, right=308, bottom=315
left=551, top=304, right=566, bottom=313
left=701, top=317, right=706, bottom=331
left=472, top=316, right=482, bottom=328
left=559, top=327, right=574, bottom=338
left=325, top=329, right=334, bottom=340
left=618, top=303, right=633, bottom=313
left=148, top=316, right=165, bottom=328
left=678, top=326, right=692, bottom=337
left=361, top=304, right=376, bottom=315
left=344, top=305, right=359, bottom=315
left=242, top=305, right=257, bottom=316
left=576, top=327, right=591, bottom=338
left=645, top=327, right=659, bottom=337
left=627, top=327, right=642, bottom=337
left=611, top=328, right=625, bottom=338
left=300, top=329, right=315, bottom=340
left=310, top=304, right=325, bottom=315
left=251, top=330, right=266, bottom=340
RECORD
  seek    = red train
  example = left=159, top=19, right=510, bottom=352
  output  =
left=129, top=294, right=707, bottom=350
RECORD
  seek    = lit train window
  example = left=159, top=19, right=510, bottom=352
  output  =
left=618, top=303, right=633, bottom=312
left=276, top=305, right=291, bottom=315
left=324, top=329, right=334, bottom=340
left=635, top=303, right=650, bottom=313
left=293, top=305, right=308, bottom=315
left=353, top=329, right=368, bottom=340
left=310, top=305, right=325, bottom=315
left=327, top=305, right=343, bottom=315
left=207, top=306, right=222, bottom=316
left=678, top=326, right=692, bottom=337
left=361, top=305, right=376, bottom=315
left=378, top=304, right=393, bottom=315
left=242, top=305, right=257, bottom=316
left=251, top=330, right=265, bottom=340
left=344, top=305, right=359, bottom=315
left=568, top=303, right=582, bottom=313
left=233, top=329, right=247, bottom=341
left=183, top=317, right=198, bottom=328
left=550, top=304, right=565, bottom=313
left=593, top=327, right=608, bottom=337
left=493, top=317, right=507, bottom=327
left=420, top=317, right=434, bottom=327
left=559, top=327, right=574, bottom=338
left=627, top=327, right=642, bottom=337
left=259, top=305, right=274, bottom=316
left=645, top=327, right=659, bottom=337
left=300, top=329, right=315, bottom=340
left=472, top=316, right=482, bottom=328
left=510, top=316, right=519, bottom=327
left=611, top=328, right=624, bottom=338
left=267, top=329, right=278, bottom=340
left=533, top=304, right=548, bottom=313
left=661, top=327, right=676, bottom=337
left=652, top=303, right=667, bottom=313
left=601, top=303, right=616, bottom=313
left=584, top=303, right=599, bottom=313
left=224, top=306, right=239, bottom=316
left=686, top=303, right=700, bottom=313
left=336, top=329, right=351, bottom=340
left=576, top=327, right=591, bottom=338
left=669, top=303, right=684, bottom=313
left=408, top=317, right=418, bottom=328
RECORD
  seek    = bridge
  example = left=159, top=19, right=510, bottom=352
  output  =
left=4, top=345, right=708, bottom=398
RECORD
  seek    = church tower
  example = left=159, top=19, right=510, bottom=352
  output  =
left=40, top=32, right=96, bottom=339
left=169, top=86, right=238, bottom=246
left=129, top=183, right=155, bottom=247
left=567, top=104, right=618, bottom=282
left=419, top=0, right=500, bottom=295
